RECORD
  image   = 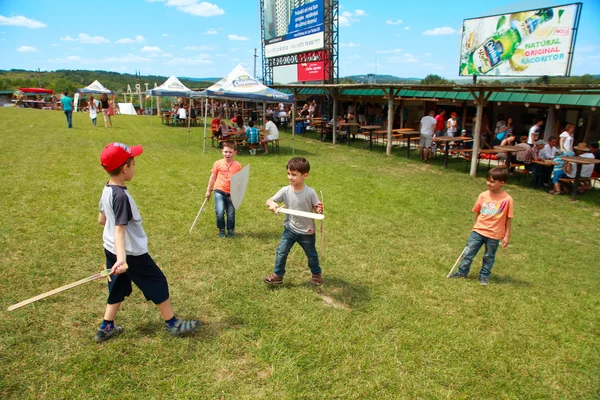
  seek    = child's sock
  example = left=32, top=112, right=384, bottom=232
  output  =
left=165, top=316, right=178, bottom=327
left=100, top=320, right=114, bottom=330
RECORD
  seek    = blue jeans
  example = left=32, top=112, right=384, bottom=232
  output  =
left=274, top=226, right=321, bottom=277
left=214, top=190, right=235, bottom=233
left=64, top=110, right=73, bottom=128
left=458, top=231, right=500, bottom=279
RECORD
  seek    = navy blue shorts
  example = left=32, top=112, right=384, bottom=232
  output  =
left=104, top=249, right=169, bottom=305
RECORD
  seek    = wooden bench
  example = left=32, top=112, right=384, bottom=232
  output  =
left=264, top=138, right=282, bottom=153
left=216, top=136, right=246, bottom=149
left=559, top=177, right=592, bottom=191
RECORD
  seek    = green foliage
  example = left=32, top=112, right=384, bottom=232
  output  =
left=534, top=74, right=600, bottom=84
left=0, top=69, right=213, bottom=94
left=421, top=74, right=454, bottom=85
left=1, top=108, right=599, bottom=398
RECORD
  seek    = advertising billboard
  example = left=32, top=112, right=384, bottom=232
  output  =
left=297, top=60, right=326, bottom=81
left=263, top=0, right=324, bottom=58
left=459, top=3, right=582, bottom=77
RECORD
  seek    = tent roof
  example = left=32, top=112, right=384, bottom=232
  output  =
left=76, top=80, right=112, bottom=94
left=18, top=88, right=53, bottom=94
left=191, top=64, right=294, bottom=103
left=146, top=76, right=192, bottom=97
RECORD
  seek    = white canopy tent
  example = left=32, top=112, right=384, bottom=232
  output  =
left=75, top=80, right=113, bottom=111
left=190, top=64, right=294, bottom=153
left=146, top=76, right=194, bottom=138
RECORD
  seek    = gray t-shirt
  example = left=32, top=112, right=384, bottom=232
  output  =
left=99, top=184, right=148, bottom=256
left=273, top=184, right=319, bottom=234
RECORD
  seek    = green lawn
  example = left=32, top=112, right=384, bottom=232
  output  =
left=1, top=108, right=599, bottom=399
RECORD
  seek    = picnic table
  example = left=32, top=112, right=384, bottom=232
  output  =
left=560, top=156, right=600, bottom=201
left=360, top=125, right=382, bottom=151
left=434, top=136, right=471, bottom=168
left=338, top=122, right=360, bottom=145
left=493, top=145, right=527, bottom=171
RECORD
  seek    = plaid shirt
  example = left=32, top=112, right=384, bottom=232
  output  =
left=523, top=146, right=538, bottom=164
left=246, top=127, right=259, bottom=144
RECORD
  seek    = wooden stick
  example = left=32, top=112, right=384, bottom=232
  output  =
left=275, top=206, right=324, bottom=220
left=319, top=190, right=324, bottom=257
left=189, top=197, right=209, bottom=234
left=447, top=248, right=466, bottom=278
left=8, top=269, right=113, bottom=312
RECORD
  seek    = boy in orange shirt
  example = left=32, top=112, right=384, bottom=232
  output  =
left=448, top=167, right=513, bottom=285
left=205, top=141, right=242, bottom=238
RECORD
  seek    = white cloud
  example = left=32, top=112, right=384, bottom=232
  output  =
left=184, top=45, right=215, bottom=51
left=162, top=33, right=169, bottom=37
left=423, top=53, right=431, bottom=56
left=158, top=0, right=225, bottom=17
left=206, top=28, right=218, bottom=34
left=404, top=26, right=410, bottom=30
left=376, top=48, right=402, bottom=54
left=0, top=15, right=46, bottom=29
left=423, top=27, right=457, bottom=36
left=386, top=19, right=402, bottom=25
left=60, top=33, right=110, bottom=44
left=228, top=34, right=248, bottom=41
left=338, top=9, right=366, bottom=26
left=338, top=15, right=350, bottom=27
left=141, top=46, right=162, bottom=53
left=423, top=62, right=445, bottom=70
left=387, top=53, right=419, bottom=63
left=354, top=10, right=367, bottom=17
left=341, top=42, right=360, bottom=47
left=16, top=46, right=36, bottom=52
left=52, top=43, right=59, bottom=47
left=164, top=53, right=212, bottom=65
left=49, top=53, right=151, bottom=64
left=577, top=45, right=599, bottom=53
left=229, top=48, right=240, bottom=51
left=347, top=55, right=362, bottom=60
left=116, top=35, right=145, bottom=44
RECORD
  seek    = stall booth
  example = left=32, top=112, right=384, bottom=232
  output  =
left=76, top=80, right=113, bottom=112
left=13, top=88, right=55, bottom=109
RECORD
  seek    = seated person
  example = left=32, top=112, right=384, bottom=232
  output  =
left=564, top=143, right=595, bottom=191
left=550, top=151, right=574, bottom=194
left=177, top=106, right=187, bottom=120
left=232, top=113, right=244, bottom=130
left=589, top=141, right=600, bottom=178
left=260, top=115, right=279, bottom=155
left=220, top=120, right=233, bottom=137
left=521, top=139, right=544, bottom=173
left=515, top=136, right=532, bottom=166
left=211, top=113, right=223, bottom=137
left=497, top=135, right=516, bottom=163
left=245, top=120, right=260, bottom=156
left=530, top=140, right=549, bottom=188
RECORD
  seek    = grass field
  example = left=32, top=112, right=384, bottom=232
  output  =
left=1, top=107, right=599, bottom=399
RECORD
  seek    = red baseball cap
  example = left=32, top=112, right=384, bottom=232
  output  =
left=100, top=142, right=143, bottom=172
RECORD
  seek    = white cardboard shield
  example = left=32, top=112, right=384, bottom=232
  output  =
left=230, top=164, right=250, bottom=209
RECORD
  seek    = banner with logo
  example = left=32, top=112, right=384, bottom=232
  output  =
left=459, top=3, right=581, bottom=77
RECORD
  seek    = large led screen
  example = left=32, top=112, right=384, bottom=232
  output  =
left=263, top=0, right=324, bottom=58
left=459, top=3, right=581, bottom=76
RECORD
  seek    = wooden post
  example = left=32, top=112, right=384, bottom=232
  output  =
left=332, top=89, right=338, bottom=145
left=470, top=91, right=485, bottom=177
left=386, top=88, right=394, bottom=156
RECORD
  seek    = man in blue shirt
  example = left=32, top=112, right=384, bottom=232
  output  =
left=60, top=91, right=73, bottom=128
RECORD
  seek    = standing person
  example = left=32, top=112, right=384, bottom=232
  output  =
left=448, top=167, right=514, bottom=286
left=60, top=91, right=73, bottom=128
left=245, top=120, right=260, bottom=156
left=205, top=141, right=242, bottom=238
left=446, top=112, right=458, bottom=137
left=211, top=113, right=223, bottom=138
left=99, top=94, right=112, bottom=128
left=96, top=142, right=200, bottom=342
left=559, top=123, right=574, bottom=153
left=263, top=157, right=324, bottom=286
left=88, top=96, right=98, bottom=127
left=419, top=110, right=436, bottom=162
left=435, top=110, right=447, bottom=137
left=261, top=115, right=279, bottom=155
left=528, top=120, right=544, bottom=146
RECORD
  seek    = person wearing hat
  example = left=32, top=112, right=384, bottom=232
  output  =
left=565, top=142, right=595, bottom=181
left=446, top=112, right=458, bottom=138
left=95, top=142, right=200, bottom=342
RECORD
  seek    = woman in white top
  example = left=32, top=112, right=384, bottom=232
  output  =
left=559, top=123, right=574, bottom=153
left=88, top=95, right=98, bottom=127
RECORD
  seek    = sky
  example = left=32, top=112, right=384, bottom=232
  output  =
left=1, top=0, right=599, bottom=81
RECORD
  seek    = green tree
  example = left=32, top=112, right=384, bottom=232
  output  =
left=421, top=74, right=453, bottom=85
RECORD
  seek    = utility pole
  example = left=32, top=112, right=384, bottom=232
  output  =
left=253, top=48, right=258, bottom=78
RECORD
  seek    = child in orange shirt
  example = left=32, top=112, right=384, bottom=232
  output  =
left=448, top=167, right=513, bottom=285
left=205, top=141, right=242, bottom=238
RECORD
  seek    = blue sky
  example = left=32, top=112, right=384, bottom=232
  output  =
left=1, top=0, right=598, bottom=80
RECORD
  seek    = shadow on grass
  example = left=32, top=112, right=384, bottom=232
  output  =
left=490, top=274, right=532, bottom=286
left=265, top=275, right=370, bottom=310
left=239, top=231, right=282, bottom=241
left=135, top=315, right=245, bottom=339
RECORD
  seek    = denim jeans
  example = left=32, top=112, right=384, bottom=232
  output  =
left=458, top=231, right=500, bottom=279
left=213, top=190, right=235, bottom=233
left=274, top=226, right=321, bottom=277
left=64, top=110, right=73, bottom=128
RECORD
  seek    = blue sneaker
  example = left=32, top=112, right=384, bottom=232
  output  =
left=94, top=325, right=124, bottom=343
left=227, top=231, right=235, bottom=238
left=165, top=319, right=201, bottom=337
left=448, top=272, right=467, bottom=279
left=219, top=230, right=226, bottom=238
left=480, top=276, right=489, bottom=286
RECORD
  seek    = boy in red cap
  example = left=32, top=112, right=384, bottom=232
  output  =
left=96, top=142, right=199, bottom=342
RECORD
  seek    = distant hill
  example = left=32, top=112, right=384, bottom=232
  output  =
left=0, top=69, right=214, bottom=94
left=183, top=77, right=221, bottom=83
left=345, top=74, right=421, bottom=84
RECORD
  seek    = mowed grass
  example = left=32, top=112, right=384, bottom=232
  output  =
left=1, top=107, right=599, bottom=399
